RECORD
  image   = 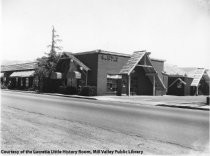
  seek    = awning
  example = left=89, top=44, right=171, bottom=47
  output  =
left=10, top=71, right=35, bottom=77
left=107, top=74, right=122, bottom=79
left=0, top=73, right=4, bottom=78
left=51, top=72, right=62, bottom=79
left=67, top=71, right=81, bottom=79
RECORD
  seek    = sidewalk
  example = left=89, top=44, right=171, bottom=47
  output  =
left=2, top=89, right=209, bottom=111
left=1, top=89, right=97, bottom=100
left=94, top=95, right=210, bottom=111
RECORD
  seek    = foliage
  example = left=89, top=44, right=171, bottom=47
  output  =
left=58, top=86, right=77, bottom=95
left=34, top=26, right=62, bottom=91
left=65, top=86, right=77, bottom=95
left=35, top=52, right=60, bottom=79
left=79, top=86, right=97, bottom=96
left=1, top=83, right=8, bottom=89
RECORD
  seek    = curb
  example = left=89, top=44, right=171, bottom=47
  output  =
left=1, top=89, right=97, bottom=100
left=42, top=93, right=97, bottom=100
left=1, top=89, right=209, bottom=111
left=156, top=104, right=209, bottom=111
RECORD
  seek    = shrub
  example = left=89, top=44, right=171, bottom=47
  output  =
left=26, top=86, right=36, bottom=91
left=58, top=85, right=66, bottom=94
left=79, top=86, right=96, bottom=96
left=65, top=86, right=77, bottom=95
left=1, top=84, right=8, bottom=89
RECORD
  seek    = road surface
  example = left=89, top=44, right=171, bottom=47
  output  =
left=1, top=90, right=209, bottom=154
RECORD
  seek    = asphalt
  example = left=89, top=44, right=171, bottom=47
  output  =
left=1, top=90, right=209, bottom=153
left=1, top=89, right=209, bottom=111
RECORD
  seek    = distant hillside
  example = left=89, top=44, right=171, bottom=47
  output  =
left=0, top=60, right=35, bottom=66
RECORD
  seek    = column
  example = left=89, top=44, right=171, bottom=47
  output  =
left=153, top=75, right=156, bottom=96
left=128, top=74, right=131, bottom=96
left=196, top=86, right=198, bottom=96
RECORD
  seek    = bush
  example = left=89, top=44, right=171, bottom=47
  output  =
left=1, top=83, right=8, bottom=89
left=65, top=86, right=77, bottom=95
left=58, top=86, right=66, bottom=94
left=79, top=86, right=97, bottom=96
left=26, top=86, right=36, bottom=91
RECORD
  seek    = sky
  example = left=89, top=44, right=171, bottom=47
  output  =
left=1, top=0, right=210, bottom=68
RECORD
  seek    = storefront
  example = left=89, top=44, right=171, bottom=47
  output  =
left=1, top=50, right=167, bottom=96
left=164, top=65, right=210, bottom=96
left=1, top=63, right=37, bottom=88
left=73, top=49, right=166, bottom=95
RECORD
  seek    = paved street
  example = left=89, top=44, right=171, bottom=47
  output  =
left=1, top=90, right=209, bottom=154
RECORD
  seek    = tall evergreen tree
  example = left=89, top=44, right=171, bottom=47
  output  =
left=35, top=26, right=62, bottom=91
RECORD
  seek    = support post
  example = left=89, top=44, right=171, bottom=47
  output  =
left=153, top=75, right=156, bottom=96
left=196, top=86, right=198, bottom=96
left=86, top=71, right=88, bottom=86
left=128, top=74, right=131, bottom=96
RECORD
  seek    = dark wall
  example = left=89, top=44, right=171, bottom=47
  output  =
left=184, top=77, right=193, bottom=95
left=151, top=59, right=164, bottom=81
left=167, top=77, right=185, bottom=96
left=97, top=53, right=129, bottom=95
left=75, top=53, right=98, bottom=87
left=132, top=67, right=153, bottom=95
left=198, top=77, right=209, bottom=95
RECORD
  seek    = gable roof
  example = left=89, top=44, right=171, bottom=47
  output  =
left=189, top=68, right=206, bottom=86
left=61, top=52, right=90, bottom=71
left=120, top=51, right=166, bottom=90
left=165, top=64, right=210, bottom=86
left=120, top=51, right=147, bottom=75
left=1, top=62, right=37, bottom=72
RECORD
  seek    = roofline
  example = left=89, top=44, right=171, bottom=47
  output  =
left=71, top=50, right=166, bottom=62
left=61, top=52, right=90, bottom=71
left=1, top=62, right=37, bottom=67
left=70, top=49, right=131, bottom=57
left=151, top=58, right=166, bottom=62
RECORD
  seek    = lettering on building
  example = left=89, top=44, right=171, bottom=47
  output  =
left=101, top=54, right=118, bottom=62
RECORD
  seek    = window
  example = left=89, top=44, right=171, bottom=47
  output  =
left=21, top=78, right=23, bottom=86
left=26, top=78, right=29, bottom=87
left=106, top=74, right=122, bottom=93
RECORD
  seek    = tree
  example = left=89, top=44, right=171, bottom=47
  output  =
left=35, top=26, right=62, bottom=91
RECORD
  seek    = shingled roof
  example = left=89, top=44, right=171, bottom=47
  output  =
left=1, top=62, right=37, bottom=72
left=120, top=51, right=166, bottom=90
left=120, top=51, right=147, bottom=75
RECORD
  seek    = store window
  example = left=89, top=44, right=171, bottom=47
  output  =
left=26, top=78, right=29, bottom=87
left=16, top=77, right=18, bottom=86
left=106, top=74, right=122, bottom=93
left=21, top=78, right=23, bottom=86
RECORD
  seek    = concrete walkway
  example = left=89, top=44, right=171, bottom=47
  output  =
left=94, top=95, right=210, bottom=111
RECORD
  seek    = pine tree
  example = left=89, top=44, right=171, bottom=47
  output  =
left=35, top=26, right=62, bottom=91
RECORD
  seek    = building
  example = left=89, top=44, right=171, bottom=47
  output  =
left=1, top=62, right=37, bottom=89
left=164, top=64, right=210, bottom=96
left=1, top=49, right=167, bottom=96
left=57, top=49, right=166, bottom=95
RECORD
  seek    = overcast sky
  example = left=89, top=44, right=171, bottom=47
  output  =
left=1, top=0, right=210, bottom=68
